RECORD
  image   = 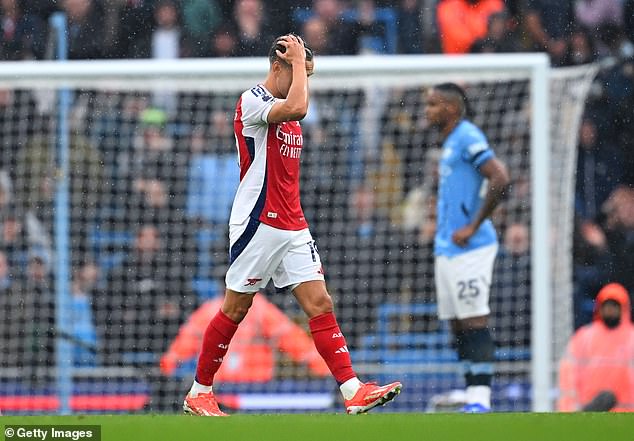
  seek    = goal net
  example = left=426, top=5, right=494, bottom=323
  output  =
left=0, top=55, right=596, bottom=414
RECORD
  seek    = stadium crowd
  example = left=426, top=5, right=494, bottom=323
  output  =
left=0, top=0, right=632, bottom=410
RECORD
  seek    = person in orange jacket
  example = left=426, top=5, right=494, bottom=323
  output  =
left=558, top=283, right=634, bottom=412
left=436, top=0, right=505, bottom=54
left=160, top=292, right=330, bottom=383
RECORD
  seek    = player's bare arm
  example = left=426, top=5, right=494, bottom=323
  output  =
left=267, top=35, right=310, bottom=123
left=452, top=157, right=510, bottom=247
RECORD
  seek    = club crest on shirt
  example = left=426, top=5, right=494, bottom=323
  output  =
left=244, top=278, right=262, bottom=286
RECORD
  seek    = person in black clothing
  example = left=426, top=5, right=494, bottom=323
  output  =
left=102, top=223, right=197, bottom=364
left=0, top=253, right=55, bottom=384
left=470, top=11, right=521, bottom=53
left=62, top=0, right=105, bottom=59
left=0, top=0, right=45, bottom=60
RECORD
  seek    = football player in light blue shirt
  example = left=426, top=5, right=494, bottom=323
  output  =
left=425, top=83, right=510, bottom=412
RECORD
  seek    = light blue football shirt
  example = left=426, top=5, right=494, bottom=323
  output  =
left=434, top=119, right=498, bottom=257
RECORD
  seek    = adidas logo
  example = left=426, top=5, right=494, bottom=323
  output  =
left=332, top=332, right=343, bottom=338
left=334, top=345, right=349, bottom=354
left=218, top=343, right=228, bottom=349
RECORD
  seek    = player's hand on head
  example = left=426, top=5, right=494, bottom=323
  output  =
left=306, top=59, right=315, bottom=77
left=276, top=34, right=306, bottom=65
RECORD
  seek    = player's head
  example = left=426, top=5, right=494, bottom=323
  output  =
left=425, top=82, right=469, bottom=127
left=267, top=34, right=314, bottom=98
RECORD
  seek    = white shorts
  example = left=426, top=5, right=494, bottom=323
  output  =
left=225, top=218, right=325, bottom=293
left=435, top=244, right=498, bottom=320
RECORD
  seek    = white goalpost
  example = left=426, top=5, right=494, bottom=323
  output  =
left=0, top=55, right=596, bottom=413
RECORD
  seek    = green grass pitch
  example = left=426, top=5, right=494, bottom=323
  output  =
left=3, top=413, right=633, bottom=441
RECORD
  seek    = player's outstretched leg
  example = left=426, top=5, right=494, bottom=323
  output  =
left=183, top=309, right=239, bottom=416
left=308, top=310, right=402, bottom=414
left=183, top=390, right=228, bottom=417
left=344, top=381, right=403, bottom=415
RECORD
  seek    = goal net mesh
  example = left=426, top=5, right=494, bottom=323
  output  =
left=0, top=59, right=595, bottom=413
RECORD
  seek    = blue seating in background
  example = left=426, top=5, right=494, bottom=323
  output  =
left=89, top=227, right=132, bottom=273
left=89, top=225, right=222, bottom=301
left=186, top=155, right=239, bottom=225
left=353, top=302, right=531, bottom=365
left=293, top=7, right=398, bottom=54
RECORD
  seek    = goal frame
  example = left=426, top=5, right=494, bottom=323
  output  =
left=0, top=53, right=553, bottom=412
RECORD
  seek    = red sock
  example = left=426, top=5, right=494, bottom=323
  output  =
left=309, top=312, right=356, bottom=384
left=195, top=310, right=239, bottom=386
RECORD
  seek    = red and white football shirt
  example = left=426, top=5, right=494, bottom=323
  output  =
left=231, top=84, right=308, bottom=231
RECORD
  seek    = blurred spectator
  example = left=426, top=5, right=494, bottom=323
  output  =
left=596, top=23, right=634, bottom=61
left=398, top=188, right=437, bottom=305
left=558, top=283, right=634, bottom=412
left=574, top=0, right=623, bottom=33
left=208, top=23, right=238, bottom=57
left=16, top=252, right=55, bottom=382
left=63, top=0, right=104, bottom=59
left=0, top=250, right=11, bottom=289
left=22, top=0, right=58, bottom=20
left=114, top=0, right=154, bottom=58
left=186, top=112, right=239, bottom=226
left=572, top=113, right=620, bottom=321
left=564, top=27, right=597, bottom=65
left=160, top=292, right=330, bottom=382
left=354, top=0, right=391, bottom=54
left=148, top=2, right=184, bottom=112
left=602, top=186, right=634, bottom=295
left=87, top=91, right=139, bottom=181
left=330, top=182, right=403, bottom=343
left=181, top=0, right=221, bottom=57
left=266, top=0, right=311, bottom=36
left=491, top=223, right=531, bottom=348
left=309, top=0, right=360, bottom=55
left=233, top=0, right=271, bottom=56
left=0, top=0, right=45, bottom=60
left=131, top=107, right=188, bottom=202
left=348, top=183, right=381, bottom=239
left=15, top=132, right=102, bottom=268
left=574, top=117, right=622, bottom=221
left=397, top=0, right=422, bottom=54
left=103, top=223, right=197, bottom=362
left=0, top=88, right=44, bottom=171
left=302, top=16, right=328, bottom=55
left=573, top=185, right=634, bottom=327
left=0, top=169, right=51, bottom=272
left=436, top=0, right=504, bottom=54
left=470, top=11, right=521, bottom=53
left=0, top=210, right=46, bottom=272
left=0, top=251, right=21, bottom=368
left=139, top=177, right=198, bottom=278
left=520, top=0, right=574, bottom=65
left=572, top=218, right=611, bottom=327
left=626, top=0, right=634, bottom=44
left=151, top=0, right=183, bottom=59
left=70, top=261, right=99, bottom=366
left=0, top=169, right=17, bottom=233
